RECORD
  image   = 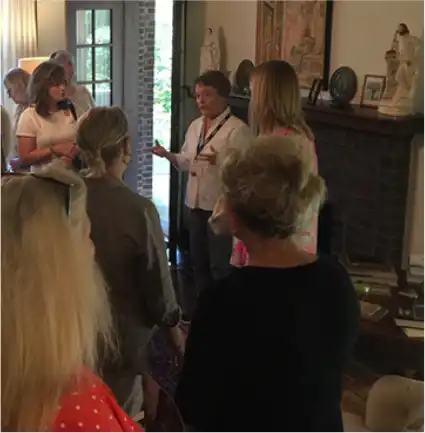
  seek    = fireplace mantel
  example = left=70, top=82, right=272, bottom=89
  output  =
left=304, top=103, right=424, bottom=137
left=228, top=95, right=424, bottom=268
left=229, top=95, right=424, bottom=137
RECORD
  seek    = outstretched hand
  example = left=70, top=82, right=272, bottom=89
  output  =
left=152, top=140, right=168, bottom=158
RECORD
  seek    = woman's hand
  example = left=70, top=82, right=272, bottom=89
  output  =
left=52, top=141, right=76, bottom=157
left=52, top=142, right=78, bottom=165
left=152, top=140, right=168, bottom=158
left=169, top=325, right=186, bottom=359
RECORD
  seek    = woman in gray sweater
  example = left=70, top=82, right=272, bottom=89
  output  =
left=76, top=107, right=183, bottom=416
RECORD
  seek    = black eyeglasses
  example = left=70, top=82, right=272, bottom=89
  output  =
left=1, top=172, right=74, bottom=217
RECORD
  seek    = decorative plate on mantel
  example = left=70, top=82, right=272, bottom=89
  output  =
left=329, top=66, right=358, bottom=109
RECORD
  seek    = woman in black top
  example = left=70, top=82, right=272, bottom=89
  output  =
left=175, top=135, right=360, bottom=432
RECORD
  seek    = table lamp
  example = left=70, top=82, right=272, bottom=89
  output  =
left=18, top=57, right=49, bottom=74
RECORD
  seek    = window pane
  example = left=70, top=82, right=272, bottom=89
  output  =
left=94, top=46, right=111, bottom=81
left=94, top=10, right=111, bottom=44
left=94, top=82, right=111, bottom=106
left=76, top=10, right=92, bottom=44
left=76, top=48, right=93, bottom=82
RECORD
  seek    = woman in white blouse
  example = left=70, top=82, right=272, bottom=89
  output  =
left=15, top=61, right=78, bottom=170
left=50, top=50, right=95, bottom=117
left=152, top=70, right=252, bottom=295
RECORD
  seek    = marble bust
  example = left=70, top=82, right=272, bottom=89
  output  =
left=379, top=23, right=421, bottom=117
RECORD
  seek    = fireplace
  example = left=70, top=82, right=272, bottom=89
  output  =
left=229, top=96, right=423, bottom=269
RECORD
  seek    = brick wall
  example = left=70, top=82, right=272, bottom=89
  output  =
left=312, top=124, right=412, bottom=268
left=136, top=0, right=155, bottom=198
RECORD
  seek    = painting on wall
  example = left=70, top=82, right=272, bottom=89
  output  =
left=255, top=0, right=333, bottom=89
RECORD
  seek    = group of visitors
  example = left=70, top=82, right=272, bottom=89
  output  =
left=1, top=50, right=359, bottom=432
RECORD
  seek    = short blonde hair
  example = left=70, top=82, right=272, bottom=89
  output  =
left=221, top=135, right=325, bottom=239
left=1, top=162, right=114, bottom=431
left=77, top=107, right=129, bottom=176
left=249, top=60, right=313, bottom=140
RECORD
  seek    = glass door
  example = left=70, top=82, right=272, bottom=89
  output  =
left=152, top=0, right=174, bottom=238
left=66, top=1, right=124, bottom=107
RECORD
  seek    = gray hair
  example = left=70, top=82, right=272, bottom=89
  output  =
left=50, top=50, right=74, bottom=67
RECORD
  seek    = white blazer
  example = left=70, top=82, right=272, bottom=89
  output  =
left=175, top=107, right=252, bottom=211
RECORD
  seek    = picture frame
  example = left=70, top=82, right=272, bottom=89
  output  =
left=360, top=75, right=386, bottom=108
left=255, top=0, right=333, bottom=90
left=307, top=78, right=323, bottom=105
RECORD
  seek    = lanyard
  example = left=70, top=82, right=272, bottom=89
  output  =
left=197, top=112, right=231, bottom=154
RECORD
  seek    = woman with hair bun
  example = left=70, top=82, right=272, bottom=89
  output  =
left=176, top=135, right=359, bottom=432
left=77, top=106, right=184, bottom=416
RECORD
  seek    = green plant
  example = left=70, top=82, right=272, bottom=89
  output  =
left=154, top=45, right=171, bottom=113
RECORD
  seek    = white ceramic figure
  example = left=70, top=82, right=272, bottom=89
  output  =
left=379, top=23, right=421, bottom=117
left=199, top=27, right=221, bottom=74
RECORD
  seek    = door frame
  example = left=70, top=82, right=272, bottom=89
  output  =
left=168, top=0, right=187, bottom=265
left=65, top=0, right=124, bottom=106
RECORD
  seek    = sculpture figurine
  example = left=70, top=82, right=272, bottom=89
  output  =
left=199, top=27, right=221, bottom=74
left=379, top=23, right=421, bottom=117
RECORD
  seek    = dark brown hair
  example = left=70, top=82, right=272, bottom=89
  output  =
left=194, top=70, right=231, bottom=98
left=28, top=61, right=67, bottom=118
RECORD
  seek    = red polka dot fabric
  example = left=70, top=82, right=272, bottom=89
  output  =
left=51, top=371, right=143, bottom=432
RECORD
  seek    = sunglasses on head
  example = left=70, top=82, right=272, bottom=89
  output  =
left=1, top=172, right=74, bottom=217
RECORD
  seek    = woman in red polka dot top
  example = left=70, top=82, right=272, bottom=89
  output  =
left=52, top=370, right=141, bottom=432
left=1, top=163, right=143, bottom=432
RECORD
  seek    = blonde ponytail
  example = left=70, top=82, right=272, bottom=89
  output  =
left=76, top=107, right=129, bottom=177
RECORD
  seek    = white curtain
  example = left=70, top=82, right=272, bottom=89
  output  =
left=0, top=0, right=37, bottom=114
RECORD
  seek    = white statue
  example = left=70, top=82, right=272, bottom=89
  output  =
left=379, top=23, right=421, bottom=117
left=199, top=27, right=221, bottom=74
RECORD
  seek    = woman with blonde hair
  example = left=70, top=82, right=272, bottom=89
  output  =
left=77, top=106, right=183, bottom=416
left=50, top=50, right=95, bottom=116
left=176, top=135, right=359, bottom=432
left=1, top=162, right=142, bottom=432
left=230, top=60, right=319, bottom=267
left=3, top=67, right=30, bottom=126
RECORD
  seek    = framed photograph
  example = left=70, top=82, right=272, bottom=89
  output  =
left=255, top=0, right=334, bottom=90
left=360, top=75, right=386, bottom=108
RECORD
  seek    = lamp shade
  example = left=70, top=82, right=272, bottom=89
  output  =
left=18, top=57, right=49, bottom=74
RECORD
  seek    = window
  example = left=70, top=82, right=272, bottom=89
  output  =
left=66, top=1, right=123, bottom=107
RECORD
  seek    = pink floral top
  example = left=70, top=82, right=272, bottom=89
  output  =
left=230, top=128, right=318, bottom=267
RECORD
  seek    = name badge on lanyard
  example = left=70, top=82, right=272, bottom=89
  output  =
left=196, top=112, right=231, bottom=155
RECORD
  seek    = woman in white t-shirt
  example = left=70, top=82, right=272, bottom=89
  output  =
left=15, top=61, right=78, bottom=170
left=50, top=50, right=95, bottom=117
